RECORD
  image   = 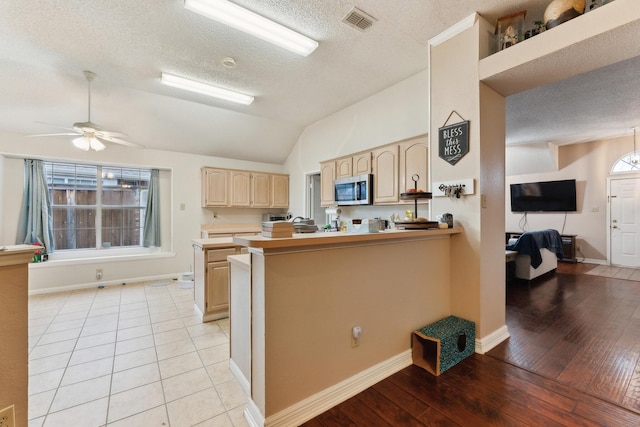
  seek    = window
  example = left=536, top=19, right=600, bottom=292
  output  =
left=44, top=162, right=151, bottom=250
left=611, top=152, right=640, bottom=173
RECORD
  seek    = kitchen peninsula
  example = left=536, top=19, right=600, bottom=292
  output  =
left=231, top=227, right=461, bottom=426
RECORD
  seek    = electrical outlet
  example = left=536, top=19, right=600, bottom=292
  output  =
left=351, top=325, right=361, bottom=348
left=0, top=405, right=15, bottom=427
left=96, top=269, right=103, bottom=280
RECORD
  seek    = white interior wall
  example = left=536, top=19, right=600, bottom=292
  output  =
left=284, top=70, right=429, bottom=217
left=0, top=131, right=284, bottom=292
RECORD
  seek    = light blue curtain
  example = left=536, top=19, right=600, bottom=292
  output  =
left=16, top=159, right=54, bottom=252
left=143, top=169, right=161, bottom=247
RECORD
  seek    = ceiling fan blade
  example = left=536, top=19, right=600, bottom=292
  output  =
left=26, top=133, right=81, bottom=137
left=96, top=130, right=128, bottom=138
left=97, top=135, right=144, bottom=149
left=35, top=121, right=79, bottom=132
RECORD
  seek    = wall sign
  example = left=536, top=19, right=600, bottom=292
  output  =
left=438, top=111, right=469, bottom=166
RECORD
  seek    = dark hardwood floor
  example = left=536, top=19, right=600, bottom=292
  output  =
left=303, top=262, right=640, bottom=426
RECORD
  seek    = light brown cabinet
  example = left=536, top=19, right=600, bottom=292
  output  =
left=399, top=136, right=429, bottom=199
left=202, top=167, right=288, bottom=208
left=353, top=152, right=372, bottom=175
left=201, top=168, right=230, bottom=207
left=319, top=136, right=427, bottom=206
left=371, top=145, right=400, bottom=204
left=194, top=243, right=245, bottom=321
left=335, top=157, right=352, bottom=178
left=230, top=170, right=251, bottom=207
left=320, top=161, right=336, bottom=207
left=251, top=173, right=271, bottom=208
left=271, top=174, right=289, bottom=208
left=206, top=260, right=230, bottom=316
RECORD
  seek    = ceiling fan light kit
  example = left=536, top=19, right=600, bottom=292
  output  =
left=73, top=136, right=105, bottom=151
left=160, top=72, right=254, bottom=105
left=184, top=0, right=318, bottom=57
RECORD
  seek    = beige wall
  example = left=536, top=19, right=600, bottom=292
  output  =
left=429, top=16, right=506, bottom=340
left=252, top=236, right=452, bottom=416
left=506, top=135, right=633, bottom=262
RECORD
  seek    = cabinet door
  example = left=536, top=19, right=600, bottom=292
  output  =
left=372, top=145, right=399, bottom=204
left=335, top=157, right=352, bottom=179
left=230, top=170, right=251, bottom=207
left=353, top=152, right=371, bottom=175
left=206, top=261, right=230, bottom=317
left=320, top=161, right=336, bottom=207
left=251, top=173, right=271, bottom=208
left=201, top=168, right=229, bottom=207
left=271, top=174, right=289, bottom=208
left=399, top=136, right=428, bottom=195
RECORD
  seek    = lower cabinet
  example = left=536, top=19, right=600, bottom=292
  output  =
left=194, top=244, right=243, bottom=322
left=206, top=260, right=230, bottom=318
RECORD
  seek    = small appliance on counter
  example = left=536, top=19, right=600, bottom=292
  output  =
left=289, top=217, right=318, bottom=233
left=325, top=207, right=341, bottom=230
left=263, top=213, right=292, bottom=222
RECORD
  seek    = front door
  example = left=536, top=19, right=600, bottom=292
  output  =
left=610, top=177, right=640, bottom=266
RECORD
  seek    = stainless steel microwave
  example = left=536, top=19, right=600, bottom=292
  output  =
left=334, top=174, right=373, bottom=206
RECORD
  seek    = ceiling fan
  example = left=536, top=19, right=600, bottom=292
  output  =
left=28, top=71, right=144, bottom=151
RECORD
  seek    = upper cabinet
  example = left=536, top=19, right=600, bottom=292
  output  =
left=371, top=145, right=399, bottom=204
left=399, top=135, right=428, bottom=195
left=251, top=173, right=271, bottom=208
left=320, top=161, right=336, bottom=207
left=271, top=174, right=289, bottom=208
left=202, top=168, right=229, bottom=207
left=202, top=167, right=288, bottom=208
left=353, top=152, right=372, bottom=175
left=335, top=157, right=352, bottom=179
left=319, top=134, right=428, bottom=206
left=230, top=170, right=251, bottom=207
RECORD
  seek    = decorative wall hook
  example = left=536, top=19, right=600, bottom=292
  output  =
left=438, top=184, right=466, bottom=198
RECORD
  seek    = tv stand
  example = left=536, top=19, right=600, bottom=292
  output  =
left=506, top=232, right=577, bottom=263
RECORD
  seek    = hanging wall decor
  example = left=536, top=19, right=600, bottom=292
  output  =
left=438, top=111, right=469, bottom=166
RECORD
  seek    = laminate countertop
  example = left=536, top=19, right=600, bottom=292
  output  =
left=192, top=237, right=237, bottom=249
left=233, top=227, right=461, bottom=251
left=200, top=224, right=262, bottom=235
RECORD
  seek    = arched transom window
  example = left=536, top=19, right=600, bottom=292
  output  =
left=612, top=152, right=640, bottom=173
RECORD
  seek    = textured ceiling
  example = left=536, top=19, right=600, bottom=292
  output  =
left=0, top=1, right=637, bottom=164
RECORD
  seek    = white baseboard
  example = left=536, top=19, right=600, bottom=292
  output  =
left=245, top=350, right=412, bottom=427
left=230, top=359, right=251, bottom=397
left=475, top=325, right=510, bottom=354
left=27, top=273, right=182, bottom=295
left=580, top=258, right=606, bottom=265
left=245, top=399, right=265, bottom=427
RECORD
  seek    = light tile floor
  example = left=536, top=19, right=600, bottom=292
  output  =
left=27, top=280, right=250, bottom=427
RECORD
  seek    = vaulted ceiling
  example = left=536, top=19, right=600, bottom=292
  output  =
left=1, top=1, right=638, bottom=164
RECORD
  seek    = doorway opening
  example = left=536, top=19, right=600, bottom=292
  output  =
left=306, top=173, right=324, bottom=226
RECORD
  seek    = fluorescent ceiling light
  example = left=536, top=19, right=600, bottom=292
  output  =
left=160, top=72, right=254, bottom=105
left=184, top=0, right=319, bottom=57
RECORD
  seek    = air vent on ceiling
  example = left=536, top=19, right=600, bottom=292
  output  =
left=342, top=7, right=376, bottom=32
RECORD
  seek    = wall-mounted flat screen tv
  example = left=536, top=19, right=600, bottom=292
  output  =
left=510, top=179, right=577, bottom=212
